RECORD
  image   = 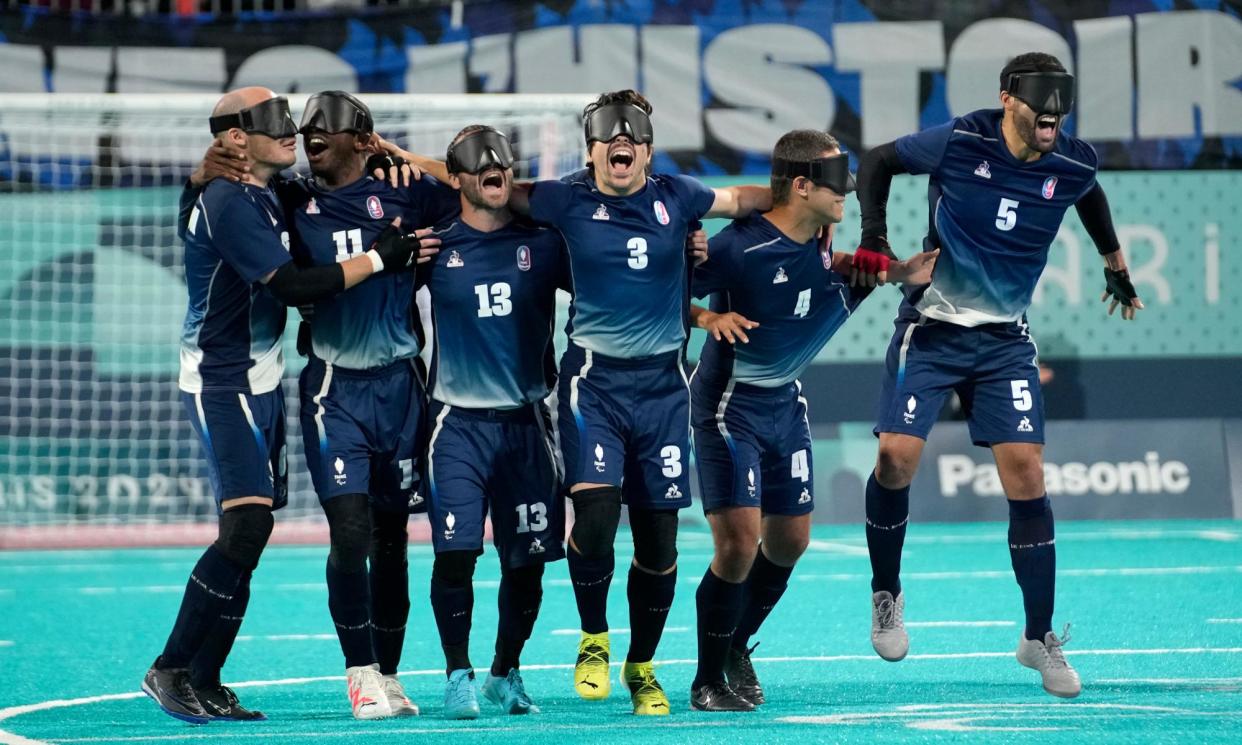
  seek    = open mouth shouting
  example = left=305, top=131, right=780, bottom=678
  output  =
left=478, top=166, right=506, bottom=196
left=304, top=133, right=330, bottom=162
left=1034, top=114, right=1059, bottom=147
left=607, top=140, right=637, bottom=180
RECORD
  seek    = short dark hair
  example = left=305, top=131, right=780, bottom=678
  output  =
left=450, top=123, right=491, bottom=150
left=1000, top=52, right=1067, bottom=90
left=583, top=89, right=653, bottom=121
left=770, top=129, right=840, bottom=205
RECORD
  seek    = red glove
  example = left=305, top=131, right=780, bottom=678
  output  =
left=852, top=247, right=891, bottom=275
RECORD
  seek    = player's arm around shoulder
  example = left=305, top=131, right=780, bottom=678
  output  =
left=690, top=224, right=758, bottom=344
left=705, top=183, right=772, bottom=219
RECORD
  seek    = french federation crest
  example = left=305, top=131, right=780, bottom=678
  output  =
left=305, top=198, right=320, bottom=214
left=1042, top=176, right=1058, bottom=199
left=516, top=245, right=532, bottom=271
left=653, top=200, right=670, bottom=225
left=366, top=195, right=384, bottom=219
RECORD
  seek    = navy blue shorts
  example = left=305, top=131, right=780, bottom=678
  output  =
left=182, top=387, right=288, bottom=513
left=692, top=378, right=814, bottom=515
left=424, top=401, right=565, bottom=567
left=875, top=316, right=1044, bottom=447
left=299, top=357, right=425, bottom=513
left=556, top=344, right=692, bottom=510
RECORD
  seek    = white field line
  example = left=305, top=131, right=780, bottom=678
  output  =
left=798, top=565, right=1242, bottom=582
left=904, top=621, right=1015, bottom=628
left=548, top=626, right=688, bottom=636
left=1095, top=677, right=1242, bottom=684
left=0, top=641, right=13, bottom=648
left=234, top=634, right=336, bottom=642
left=1207, top=618, right=1242, bottom=624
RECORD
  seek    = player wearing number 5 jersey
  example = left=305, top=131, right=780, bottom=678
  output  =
left=510, top=90, right=772, bottom=716
left=854, top=53, right=1144, bottom=699
left=418, top=126, right=569, bottom=719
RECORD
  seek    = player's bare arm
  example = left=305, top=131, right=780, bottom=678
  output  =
left=705, top=184, right=772, bottom=219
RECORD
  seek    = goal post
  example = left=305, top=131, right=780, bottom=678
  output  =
left=0, top=93, right=591, bottom=549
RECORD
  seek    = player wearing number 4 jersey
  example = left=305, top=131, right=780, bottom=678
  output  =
left=855, top=53, right=1144, bottom=699
left=687, top=130, right=937, bottom=712
left=184, top=91, right=457, bottom=720
left=419, top=126, right=568, bottom=719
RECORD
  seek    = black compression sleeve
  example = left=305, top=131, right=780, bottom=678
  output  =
left=177, top=181, right=204, bottom=242
left=1075, top=182, right=1122, bottom=255
left=858, top=141, right=909, bottom=245
left=265, top=261, right=347, bottom=306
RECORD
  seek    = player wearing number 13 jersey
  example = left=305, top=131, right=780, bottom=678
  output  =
left=419, top=126, right=569, bottom=719
left=855, top=53, right=1143, bottom=699
left=515, top=90, right=772, bottom=715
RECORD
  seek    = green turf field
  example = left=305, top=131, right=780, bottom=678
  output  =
left=2, top=519, right=1240, bottom=744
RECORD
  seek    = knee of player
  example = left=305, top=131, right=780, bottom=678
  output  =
left=630, top=508, right=679, bottom=574
left=432, top=550, right=479, bottom=588
left=324, top=494, right=372, bottom=572
left=568, top=486, right=623, bottom=559
left=713, top=540, right=758, bottom=581
left=875, top=447, right=918, bottom=487
left=370, top=509, right=410, bottom=563
left=763, top=532, right=810, bottom=565
left=214, top=503, right=275, bottom=572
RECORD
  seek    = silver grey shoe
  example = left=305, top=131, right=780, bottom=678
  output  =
left=1017, top=624, right=1081, bottom=698
left=871, top=591, right=909, bottom=662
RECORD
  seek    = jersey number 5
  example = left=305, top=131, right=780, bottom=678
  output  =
left=995, top=198, right=1020, bottom=232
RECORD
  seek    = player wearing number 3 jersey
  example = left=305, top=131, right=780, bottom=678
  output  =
left=855, top=52, right=1144, bottom=699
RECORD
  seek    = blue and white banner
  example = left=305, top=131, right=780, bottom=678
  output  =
left=2, top=1, right=1240, bottom=173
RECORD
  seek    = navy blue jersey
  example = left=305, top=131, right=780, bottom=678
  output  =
left=424, top=218, right=568, bottom=409
left=179, top=180, right=293, bottom=394
left=528, top=173, right=716, bottom=358
left=693, top=215, right=866, bottom=389
left=280, top=174, right=460, bottom=370
left=895, top=109, right=1097, bottom=326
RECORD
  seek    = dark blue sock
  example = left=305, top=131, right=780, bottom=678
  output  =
left=431, top=577, right=474, bottom=673
left=326, top=560, right=374, bottom=669
left=626, top=565, right=677, bottom=663
left=190, top=570, right=251, bottom=688
left=160, top=545, right=244, bottom=669
left=567, top=548, right=614, bottom=634
left=732, top=549, right=793, bottom=649
left=1009, top=496, right=1056, bottom=641
left=369, top=509, right=410, bottom=676
left=693, top=568, right=745, bottom=687
left=493, top=564, right=544, bottom=676
left=865, top=472, right=910, bottom=595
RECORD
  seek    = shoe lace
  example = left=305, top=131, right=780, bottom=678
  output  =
left=1044, top=624, right=1072, bottom=670
left=876, top=597, right=901, bottom=630
left=578, top=641, right=608, bottom=667
left=506, top=670, right=529, bottom=700
left=631, top=666, right=665, bottom=695
left=449, top=674, right=476, bottom=706
left=733, top=643, right=760, bottom=685
left=171, top=671, right=198, bottom=700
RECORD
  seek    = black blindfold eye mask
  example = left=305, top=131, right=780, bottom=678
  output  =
left=299, top=91, right=374, bottom=136
left=209, top=96, right=298, bottom=139
left=446, top=129, right=515, bottom=175
left=1006, top=71, right=1075, bottom=117
left=772, top=152, right=856, bottom=195
left=584, top=103, right=654, bottom=145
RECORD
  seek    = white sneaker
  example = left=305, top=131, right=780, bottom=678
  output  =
left=871, top=591, right=909, bottom=662
left=1017, top=625, right=1082, bottom=698
left=346, top=664, right=393, bottom=720
left=382, top=674, right=420, bottom=717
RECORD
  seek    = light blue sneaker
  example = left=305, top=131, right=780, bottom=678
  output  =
left=444, top=668, right=480, bottom=719
left=482, top=668, right=540, bottom=714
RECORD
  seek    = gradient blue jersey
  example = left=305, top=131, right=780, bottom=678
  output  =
left=179, top=180, right=292, bottom=394
left=424, top=218, right=568, bottom=409
left=528, top=173, right=716, bottom=358
left=281, top=175, right=459, bottom=370
left=693, top=215, right=866, bottom=389
left=895, top=108, right=1097, bottom=326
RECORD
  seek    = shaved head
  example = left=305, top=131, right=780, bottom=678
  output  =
left=212, top=87, right=277, bottom=119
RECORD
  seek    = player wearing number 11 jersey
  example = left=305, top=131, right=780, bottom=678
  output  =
left=855, top=53, right=1143, bottom=699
